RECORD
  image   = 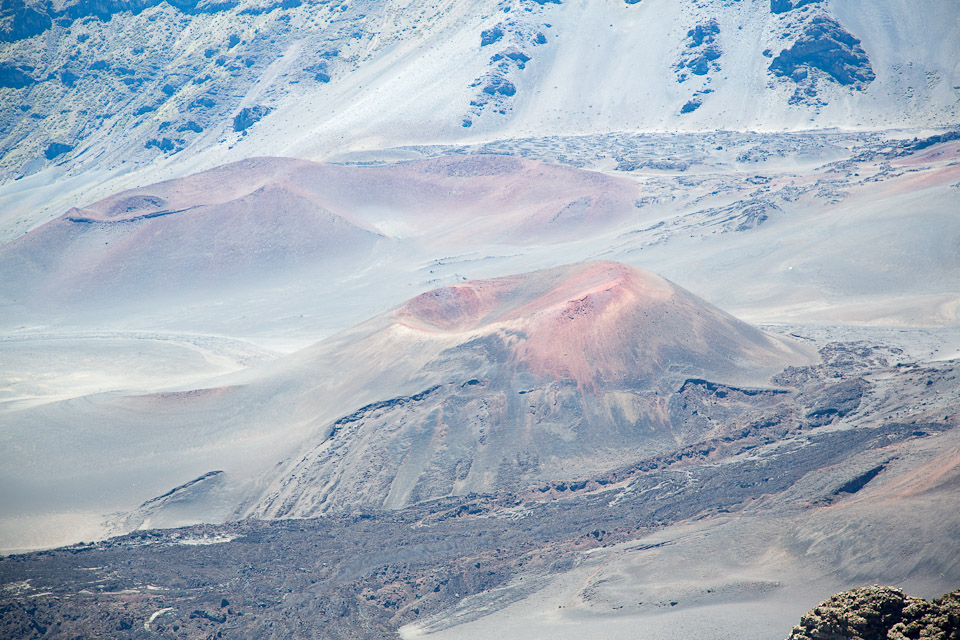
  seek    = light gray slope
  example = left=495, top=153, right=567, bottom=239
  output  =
left=0, top=331, right=276, bottom=410
left=604, top=135, right=960, bottom=327
left=1, top=0, right=958, bottom=188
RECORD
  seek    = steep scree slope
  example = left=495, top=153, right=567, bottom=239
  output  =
left=1, top=0, right=957, bottom=182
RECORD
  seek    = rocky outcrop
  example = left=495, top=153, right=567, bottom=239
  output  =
left=0, top=0, right=240, bottom=43
left=788, top=586, right=960, bottom=640
left=677, top=19, right=721, bottom=79
left=0, top=5, right=52, bottom=42
left=0, top=64, right=36, bottom=88
left=802, top=378, right=865, bottom=427
left=676, top=18, right=721, bottom=99
left=465, top=13, right=554, bottom=127
left=232, top=105, right=272, bottom=132
left=145, top=137, right=183, bottom=152
left=770, top=0, right=822, bottom=14
left=769, top=16, right=875, bottom=89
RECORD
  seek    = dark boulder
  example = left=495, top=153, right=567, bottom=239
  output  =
left=482, top=77, right=516, bottom=96
left=687, top=47, right=721, bottom=75
left=687, top=19, right=719, bottom=47
left=44, top=142, right=74, bottom=160
left=481, top=26, right=504, bottom=47
left=60, top=69, right=80, bottom=87
left=232, top=105, right=272, bottom=132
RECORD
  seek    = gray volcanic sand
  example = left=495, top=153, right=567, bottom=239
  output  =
left=401, top=423, right=960, bottom=640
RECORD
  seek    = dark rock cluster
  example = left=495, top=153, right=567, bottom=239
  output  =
left=788, top=586, right=960, bottom=640
left=679, top=88, right=713, bottom=116
left=145, top=136, right=185, bottom=152
left=0, top=0, right=237, bottom=43
left=769, top=16, right=875, bottom=89
left=467, top=15, right=552, bottom=126
left=232, top=104, right=272, bottom=132
left=770, top=0, right=822, bottom=14
left=677, top=19, right=722, bottom=79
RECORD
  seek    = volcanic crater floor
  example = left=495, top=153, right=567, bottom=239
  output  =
left=2, top=327, right=957, bottom=640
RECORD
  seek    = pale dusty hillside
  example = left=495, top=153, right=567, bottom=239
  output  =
left=1, top=0, right=958, bottom=185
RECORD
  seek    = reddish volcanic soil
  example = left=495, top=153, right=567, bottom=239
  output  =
left=0, top=155, right=640, bottom=311
left=59, top=154, right=638, bottom=244
left=395, top=261, right=809, bottom=390
left=879, top=443, right=960, bottom=500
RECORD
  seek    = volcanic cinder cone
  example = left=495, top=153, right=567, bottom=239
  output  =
left=0, top=156, right=638, bottom=330
left=245, top=261, right=812, bottom=518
